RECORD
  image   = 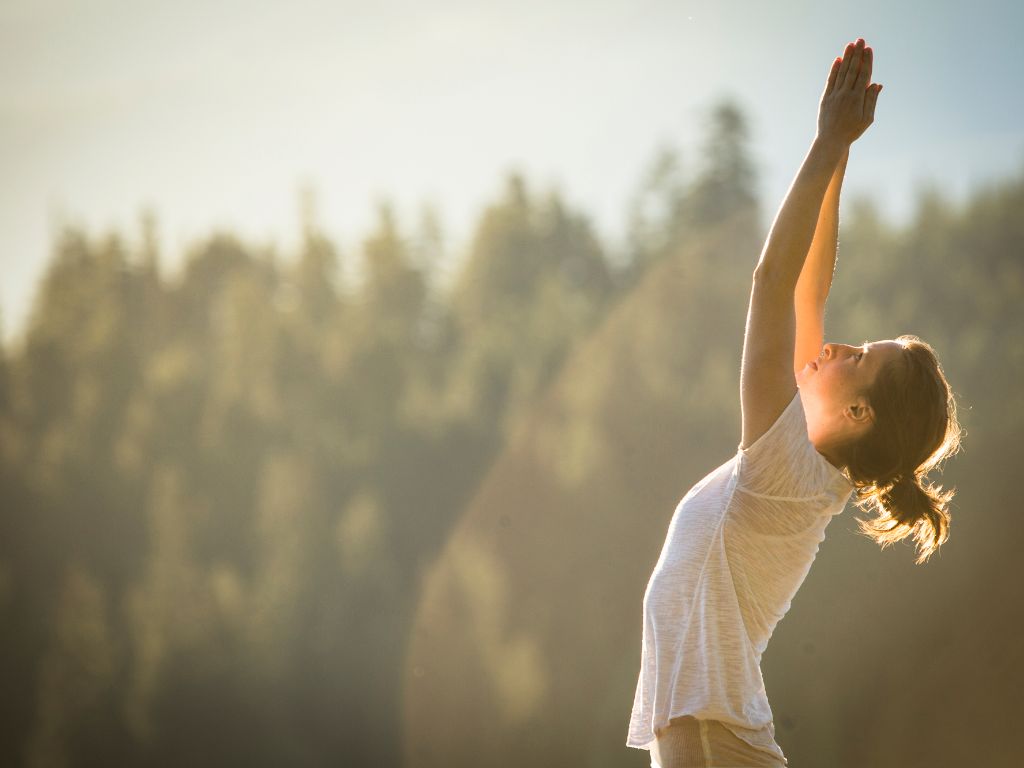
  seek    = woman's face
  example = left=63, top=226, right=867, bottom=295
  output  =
left=797, top=339, right=905, bottom=456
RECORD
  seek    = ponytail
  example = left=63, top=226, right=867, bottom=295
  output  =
left=852, top=471, right=955, bottom=565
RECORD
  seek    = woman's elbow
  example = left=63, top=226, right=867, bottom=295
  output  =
left=752, top=262, right=794, bottom=293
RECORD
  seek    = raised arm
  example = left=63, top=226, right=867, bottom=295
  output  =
left=740, top=38, right=882, bottom=450
left=793, top=146, right=849, bottom=376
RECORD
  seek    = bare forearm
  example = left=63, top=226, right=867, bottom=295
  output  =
left=796, top=146, right=849, bottom=303
left=754, top=137, right=848, bottom=288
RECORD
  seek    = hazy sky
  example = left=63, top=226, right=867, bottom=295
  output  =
left=2, top=0, right=1021, bottom=344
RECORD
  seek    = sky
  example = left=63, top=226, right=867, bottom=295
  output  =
left=2, top=0, right=1022, bottom=345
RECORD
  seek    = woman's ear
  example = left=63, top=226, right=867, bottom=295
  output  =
left=846, top=397, right=874, bottom=426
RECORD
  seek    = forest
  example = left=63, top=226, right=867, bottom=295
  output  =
left=1, top=101, right=1021, bottom=767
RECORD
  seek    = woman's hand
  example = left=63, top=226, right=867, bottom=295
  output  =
left=817, top=38, right=882, bottom=147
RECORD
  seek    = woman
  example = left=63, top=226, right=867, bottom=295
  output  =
left=626, top=39, right=963, bottom=767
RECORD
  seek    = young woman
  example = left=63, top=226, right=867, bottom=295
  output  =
left=626, top=39, right=963, bottom=767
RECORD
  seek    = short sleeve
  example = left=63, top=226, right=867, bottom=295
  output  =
left=735, top=389, right=846, bottom=501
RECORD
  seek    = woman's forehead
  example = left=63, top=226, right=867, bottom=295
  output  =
left=834, top=338, right=901, bottom=350
left=865, top=340, right=906, bottom=366
left=868, top=339, right=904, bottom=351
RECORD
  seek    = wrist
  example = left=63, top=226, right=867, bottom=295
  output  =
left=812, top=135, right=850, bottom=158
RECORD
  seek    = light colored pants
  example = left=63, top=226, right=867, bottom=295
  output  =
left=651, top=715, right=786, bottom=768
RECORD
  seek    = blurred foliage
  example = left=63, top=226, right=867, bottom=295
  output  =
left=0, top=99, right=1022, bottom=767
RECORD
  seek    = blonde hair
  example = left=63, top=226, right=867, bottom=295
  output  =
left=841, top=334, right=964, bottom=565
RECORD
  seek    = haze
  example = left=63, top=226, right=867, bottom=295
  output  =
left=1, top=0, right=1021, bottom=344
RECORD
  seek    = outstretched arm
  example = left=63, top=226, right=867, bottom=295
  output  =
left=793, top=146, right=849, bottom=375
left=740, top=38, right=882, bottom=450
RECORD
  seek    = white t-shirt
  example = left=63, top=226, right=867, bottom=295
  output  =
left=626, top=388, right=855, bottom=764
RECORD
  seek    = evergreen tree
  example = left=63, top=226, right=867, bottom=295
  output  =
left=687, top=100, right=759, bottom=232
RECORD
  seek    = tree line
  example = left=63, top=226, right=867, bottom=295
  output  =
left=1, top=101, right=1021, bottom=767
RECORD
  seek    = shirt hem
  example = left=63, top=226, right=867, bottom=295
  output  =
left=627, top=718, right=786, bottom=763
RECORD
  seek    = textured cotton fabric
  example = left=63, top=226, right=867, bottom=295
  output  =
left=651, top=715, right=785, bottom=767
left=626, top=388, right=855, bottom=764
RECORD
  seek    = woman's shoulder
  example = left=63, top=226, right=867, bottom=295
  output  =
left=736, top=389, right=803, bottom=457
left=735, top=389, right=852, bottom=500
